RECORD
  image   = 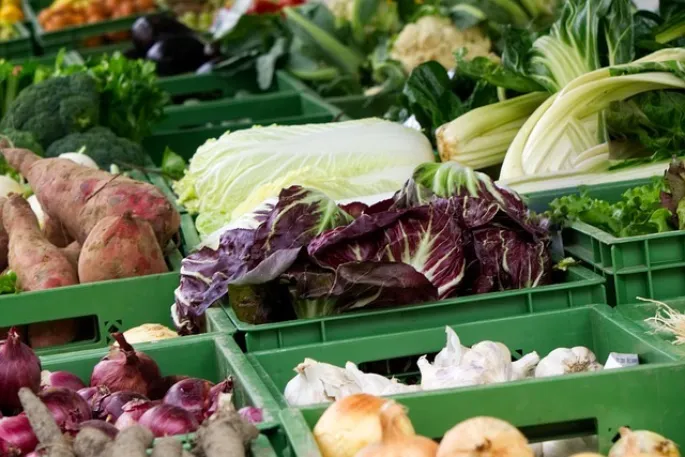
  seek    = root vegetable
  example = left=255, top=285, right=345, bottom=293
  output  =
left=2, top=194, right=78, bottom=291
left=18, top=388, right=74, bottom=457
left=43, top=213, right=73, bottom=248
left=73, top=427, right=112, bottom=457
left=78, top=213, right=168, bottom=283
left=110, top=425, right=153, bottom=457
left=150, top=437, right=182, bottom=457
left=28, top=319, right=78, bottom=349
left=196, top=394, right=259, bottom=457
left=0, top=148, right=180, bottom=248
left=60, top=242, right=81, bottom=272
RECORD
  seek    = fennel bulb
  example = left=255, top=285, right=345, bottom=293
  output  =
left=174, top=119, right=434, bottom=236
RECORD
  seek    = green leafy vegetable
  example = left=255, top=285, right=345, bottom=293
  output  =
left=0, top=270, right=17, bottom=295
left=161, top=147, right=187, bottom=180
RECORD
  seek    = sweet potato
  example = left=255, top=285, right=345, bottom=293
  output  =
left=0, top=197, right=7, bottom=271
left=44, top=212, right=73, bottom=248
left=60, top=241, right=81, bottom=271
left=2, top=194, right=79, bottom=291
left=78, top=212, right=168, bottom=283
left=28, top=319, right=78, bottom=348
left=0, top=148, right=180, bottom=247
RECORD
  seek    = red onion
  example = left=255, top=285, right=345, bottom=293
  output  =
left=40, top=371, right=85, bottom=392
left=206, top=377, right=234, bottom=418
left=90, top=333, right=161, bottom=396
left=77, top=386, right=109, bottom=405
left=138, top=404, right=199, bottom=437
left=0, top=328, right=41, bottom=410
left=77, top=420, right=119, bottom=439
left=38, top=388, right=92, bottom=432
left=0, top=415, right=38, bottom=456
left=238, top=407, right=263, bottom=424
left=113, top=399, right=158, bottom=430
left=94, top=391, right=148, bottom=422
left=163, top=378, right=213, bottom=422
left=148, top=375, right=189, bottom=400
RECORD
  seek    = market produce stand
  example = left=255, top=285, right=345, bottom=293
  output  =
left=1, top=0, right=685, bottom=455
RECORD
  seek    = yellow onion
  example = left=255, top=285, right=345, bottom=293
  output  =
left=356, top=401, right=437, bottom=457
left=313, top=394, right=414, bottom=457
left=111, top=324, right=178, bottom=347
left=609, top=428, right=680, bottom=457
left=437, top=417, right=534, bottom=457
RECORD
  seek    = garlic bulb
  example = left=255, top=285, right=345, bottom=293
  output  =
left=417, top=355, right=484, bottom=391
left=314, top=394, right=415, bottom=457
left=511, top=352, right=540, bottom=381
left=285, top=358, right=360, bottom=406
left=542, top=436, right=598, bottom=457
left=608, top=427, right=680, bottom=457
left=535, top=347, right=603, bottom=378
left=437, top=416, right=534, bottom=457
left=460, top=341, right=512, bottom=383
left=356, top=401, right=437, bottom=457
left=345, top=362, right=394, bottom=395
left=380, top=378, right=422, bottom=396
left=434, top=326, right=467, bottom=368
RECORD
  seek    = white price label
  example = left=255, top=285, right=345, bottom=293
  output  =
left=604, top=352, right=639, bottom=370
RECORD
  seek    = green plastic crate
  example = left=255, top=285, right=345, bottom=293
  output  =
left=0, top=172, right=202, bottom=355
left=40, top=333, right=282, bottom=430
left=249, top=305, right=685, bottom=454
left=144, top=92, right=343, bottom=163
left=158, top=71, right=299, bottom=104
left=26, top=0, right=145, bottom=55
left=524, top=179, right=685, bottom=306
left=228, top=265, right=606, bottom=352
left=0, top=22, right=33, bottom=59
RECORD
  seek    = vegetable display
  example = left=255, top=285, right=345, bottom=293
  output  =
left=548, top=158, right=685, bottom=237
left=283, top=325, right=621, bottom=407
left=0, top=329, right=262, bottom=456
left=313, top=397, right=679, bottom=457
left=172, top=161, right=552, bottom=333
left=390, top=0, right=685, bottom=192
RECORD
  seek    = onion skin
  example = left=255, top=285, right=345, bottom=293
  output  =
left=163, top=378, right=213, bottom=423
left=238, top=407, right=263, bottom=424
left=40, top=371, right=86, bottom=392
left=38, top=387, right=93, bottom=432
left=113, top=399, right=159, bottom=430
left=0, top=328, right=41, bottom=410
left=314, top=394, right=414, bottom=457
left=78, top=420, right=119, bottom=439
left=90, top=333, right=161, bottom=396
left=148, top=375, right=189, bottom=400
left=205, top=377, right=233, bottom=418
left=138, top=404, right=199, bottom=437
left=437, top=416, right=534, bottom=457
left=77, top=386, right=109, bottom=405
left=608, top=428, right=680, bottom=457
left=0, top=415, right=39, bottom=456
left=356, top=402, right=436, bottom=457
left=92, top=391, right=148, bottom=422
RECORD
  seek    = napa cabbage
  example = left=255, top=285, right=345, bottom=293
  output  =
left=174, top=118, right=435, bottom=236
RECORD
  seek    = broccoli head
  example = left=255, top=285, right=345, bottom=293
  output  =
left=0, top=73, right=100, bottom=149
left=0, top=128, right=44, bottom=156
left=45, top=126, right=147, bottom=169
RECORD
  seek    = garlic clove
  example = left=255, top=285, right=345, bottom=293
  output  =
left=434, top=327, right=464, bottom=368
left=345, top=362, right=393, bottom=396
left=460, top=341, right=513, bottom=383
left=511, top=352, right=540, bottom=381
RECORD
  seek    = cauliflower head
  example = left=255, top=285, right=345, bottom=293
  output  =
left=390, top=16, right=498, bottom=74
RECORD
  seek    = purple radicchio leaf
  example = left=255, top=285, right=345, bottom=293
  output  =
left=173, top=186, right=353, bottom=332
left=309, top=200, right=466, bottom=299
left=282, top=261, right=438, bottom=318
left=471, top=227, right=552, bottom=294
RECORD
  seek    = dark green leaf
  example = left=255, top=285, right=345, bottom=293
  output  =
left=602, top=0, right=635, bottom=65
left=455, top=51, right=545, bottom=93
left=256, top=37, right=287, bottom=90
left=402, top=61, right=466, bottom=134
